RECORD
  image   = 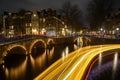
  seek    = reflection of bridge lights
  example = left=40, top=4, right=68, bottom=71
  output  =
left=5, top=56, right=27, bottom=80
left=5, top=67, right=9, bottom=79
left=46, top=49, right=50, bottom=55
left=62, top=52, right=65, bottom=61
left=112, top=52, right=118, bottom=78
left=34, top=50, right=46, bottom=68
left=113, top=52, right=118, bottom=69
left=65, top=46, right=69, bottom=56
left=29, top=55, right=35, bottom=68
left=98, top=53, right=102, bottom=70
left=77, top=38, right=80, bottom=47
left=62, top=46, right=69, bottom=61
left=2, top=65, right=5, bottom=69
left=74, top=44, right=78, bottom=50
left=48, top=47, right=55, bottom=59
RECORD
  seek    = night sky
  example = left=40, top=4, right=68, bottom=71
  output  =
left=0, top=0, right=120, bottom=17
left=0, top=0, right=91, bottom=15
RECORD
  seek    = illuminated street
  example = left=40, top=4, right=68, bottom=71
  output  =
left=35, top=44, right=120, bottom=80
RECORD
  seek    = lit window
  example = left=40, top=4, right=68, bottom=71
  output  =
left=33, top=14, right=36, bottom=17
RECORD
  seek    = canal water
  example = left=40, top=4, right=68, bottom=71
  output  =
left=0, top=37, right=120, bottom=80
left=0, top=43, right=81, bottom=80
left=84, top=50, right=120, bottom=80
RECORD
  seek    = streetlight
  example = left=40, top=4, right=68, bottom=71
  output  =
left=115, top=27, right=120, bottom=38
left=100, top=28, right=106, bottom=33
left=116, top=27, right=119, bottom=31
left=100, top=28, right=103, bottom=31
left=116, top=27, right=119, bottom=34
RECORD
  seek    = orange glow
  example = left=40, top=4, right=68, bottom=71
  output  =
left=5, top=57, right=27, bottom=80
left=3, top=44, right=27, bottom=57
left=47, top=38, right=55, bottom=45
left=29, top=39, right=46, bottom=54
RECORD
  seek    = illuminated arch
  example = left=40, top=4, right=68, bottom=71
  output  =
left=74, top=37, right=79, bottom=43
left=74, top=37, right=83, bottom=43
left=47, top=39, right=55, bottom=45
left=2, top=44, right=27, bottom=57
left=74, top=37, right=83, bottom=47
left=29, top=39, right=46, bottom=54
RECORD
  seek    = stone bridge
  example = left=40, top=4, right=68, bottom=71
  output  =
left=0, top=36, right=82, bottom=64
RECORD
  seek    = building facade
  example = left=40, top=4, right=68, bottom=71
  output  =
left=2, top=8, right=67, bottom=37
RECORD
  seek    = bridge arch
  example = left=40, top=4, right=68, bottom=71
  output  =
left=74, top=37, right=83, bottom=47
left=2, top=44, right=27, bottom=57
left=47, top=38, right=55, bottom=45
left=29, top=39, right=47, bottom=54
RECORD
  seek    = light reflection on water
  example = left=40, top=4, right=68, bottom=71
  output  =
left=1, top=37, right=120, bottom=80
left=47, top=47, right=55, bottom=60
left=87, top=51, right=120, bottom=80
left=112, top=52, right=118, bottom=79
left=62, top=46, right=69, bottom=61
left=1, top=43, right=79, bottom=80
left=5, top=56, right=27, bottom=80
left=1, top=37, right=84, bottom=80
left=61, top=37, right=82, bottom=61
left=98, top=53, right=102, bottom=71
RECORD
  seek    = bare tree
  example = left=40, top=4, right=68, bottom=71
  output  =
left=87, top=0, right=115, bottom=30
left=60, top=1, right=83, bottom=32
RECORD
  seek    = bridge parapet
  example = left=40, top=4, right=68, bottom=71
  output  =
left=0, top=36, right=80, bottom=64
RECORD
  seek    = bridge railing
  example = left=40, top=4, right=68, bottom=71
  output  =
left=0, top=34, right=81, bottom=46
